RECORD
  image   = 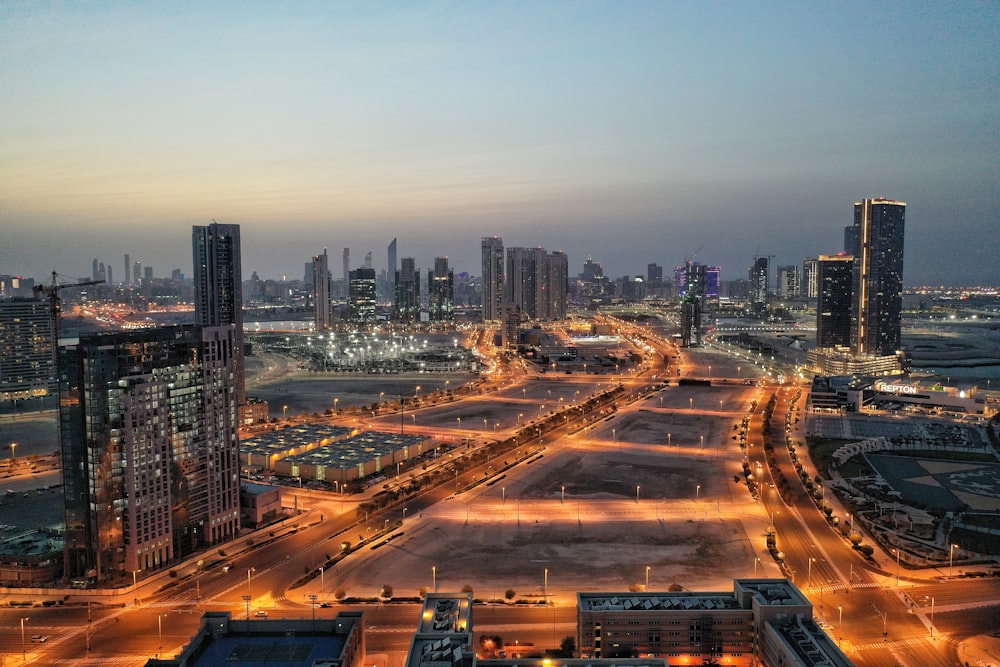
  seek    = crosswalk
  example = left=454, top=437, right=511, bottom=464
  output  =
left=852, top=635, right=957, bottom=652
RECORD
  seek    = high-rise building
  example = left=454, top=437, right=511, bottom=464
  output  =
left=816, top=254, right=854, bottom=349
left=427, top=257, right=454, bottom=322
left=749, top=257, right=769, bottom=315
left=349, top=267, right=377, bottom=324
left=394, top=257, right=419, bottom=323
left=0, top=297, right=55, bottom=403
left=60, top=325, right=240, bottom=583
left=312, top=249, right=332, bottom=330
left=851, top=198, right=906, bottom=357
left=777, top=265, right=800, bottom=301
left=364, top=251, right=373, bottom=270
left=342, top=247, right=350, bottom=284
left=144, top=266, right=153, bottom=282
left=505, top=247, right=567, bottom=320
left=92, top=259, right=100, bottom=282
left=679, top=294, right=701, bottom=347
left=133, top=261, right=142, bottom=286
left=481, top=237, right=504, bottom=322
left=647, top=263, right=663, bottom=285
left=538, top=250, right=568, bottom=320
left=124, top=254, right=130, bottom=286
left=801, top=257, right=819, bottom=299
left=192, top=222, right=245, bottom=406
left=844, top=224, right=859, bottom=256
left=387, top=238, right=397, bottom=275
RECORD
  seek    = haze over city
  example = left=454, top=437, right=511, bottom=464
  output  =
left=1, top=2, right=998, bottom=284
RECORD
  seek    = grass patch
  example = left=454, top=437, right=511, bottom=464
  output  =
left=805, top=437, right=856, bottom=478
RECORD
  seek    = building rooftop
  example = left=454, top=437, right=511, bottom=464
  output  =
left=578, top=592, right=743, bottom=612
left=241, top=424, right=355, bottom=458
left=283, top=431, right=432, bottom=471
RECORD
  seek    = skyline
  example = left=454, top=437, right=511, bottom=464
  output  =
left=2, top=2, right=998, bottom=285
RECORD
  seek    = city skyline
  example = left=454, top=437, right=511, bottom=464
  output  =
left=2, top=3, right=998, bottom=285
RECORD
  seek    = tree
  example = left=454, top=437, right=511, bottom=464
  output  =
left=461, top=584, right=474, bottom=595
left=334, top=588, right=346, bottom=600
left=504, top=588, right=516, bottom=602
left=380, top=584, right=393, bottom=599
left=559, top=636, right=576, bottom=658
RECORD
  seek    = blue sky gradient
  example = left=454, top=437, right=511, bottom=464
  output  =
left=1, top=2, right=997, bottom=284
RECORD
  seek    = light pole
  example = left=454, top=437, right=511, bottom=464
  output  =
left=645, top=566, right=650, bottom=591
left=9, top=442, right=16, bottom=464
left=667, top=433, right=671, bottom=447
left=543, top=568, right=548, bottom=602
left=433, top=565, right=437, bottom=592
left=243, top=595, right=251, bottom=619
left=699, top=435, right=704, bottom=449
left=283, top=405, right=288, bottom=419
left=483, top=418, right=487, bottom=433
left=689, top=397, right=693, bottom=409
left=21, top=616, right=28, bottom=662
left=158, top=613, right=164, bottom=650
left=893, top=548, right=900, bottom=586
left=696, top=484, right=701, bottom=501
left=636, top=485, right=640, bottom=502
left=320, top=566, right=324, bottom=591
left=838, top=605, right=843, bottom=627
left=247, top=567, right=255, bottom=601
left=950, top=543, right=959, bottom=576
left=403, top=507, right=408, bottom=521
left=807, top=557, right=815, bottom=589
left=561, top=485, right=565, bottom=503
left=457, top=417, right=461, bottom=430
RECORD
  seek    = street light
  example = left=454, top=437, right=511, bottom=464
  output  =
left=403, top=507, right=408, bottom=521
left=807, top=557, right=815, bottom=589
left=158, top=613, right=165, bottom=650
left=283, top=405, right=288, bottom=419
left=689, top=397, right=693, bottom=409
left=9, top=442, right=16, bottom=464
left=247, top=567, right=255, bottom=600
left=950, top=543, right=959, bottom=576
left=893, top=548, right=901, bottom=586
left=561, top=485, right=565, bottom=503
left=21, top=616, right=28, bottom=662
left=645, top=566, right=651, bottom=591
left=636, top=485, right=640, bottom=502
left=667, top=433, right=671, bottom=446
left=696, top=484, right=701, bottom=501
left=543, top=568, right=548, bottom=601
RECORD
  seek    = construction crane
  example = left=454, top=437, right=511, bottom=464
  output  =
left=33, top=271, right=105, bottom=370
left=684, top=245, right=704, bottom=265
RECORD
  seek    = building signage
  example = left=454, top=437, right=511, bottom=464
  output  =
left=876, top=382, right=918, bottom=395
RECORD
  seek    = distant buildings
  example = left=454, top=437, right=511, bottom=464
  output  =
left=395, top=257, right=420, bottom=324
left=800, top=257, right=819, bottom=299
left=349, top=267, right=377, bottom=324
left=481, top=237, right=504, bottom=322
left=192, top=222, right=245, bottom=407
left=60, top=325, right=241, bottom=584
left=749, top=256, right=769, bottom=315
left=505, top=247, right=567, bottom=320
left=777, top=265, right=800, bottom=301
left=427, top=257, right=454, bottom=322
left=313, top=248, right=333, bottom=330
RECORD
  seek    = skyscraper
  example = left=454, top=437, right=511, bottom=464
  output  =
left=851, top=198, right=906, bottom=357
left=505, top=247, right=567, bottom=320
left=394, top=257, right=419, bottom=323
left=816, top=254, right=853, bottom=349
left=124, top=254, right=130, bottom=286
left=349, top=267, right=377, bottom=324
left=60, top=325, right=240, bottom=583
left=312, top=248, right=332, bottom=330
left=427, top=257, right=454, bottom=322
left=387, top=238, right=397, bottom=275
left=749, top=257, right=769, bottom=315
left=801, top=257, right=819, bottom=299
left=192, top=222, right=245, bottom=406
left=844, top=224, right=859, bottom=256
left=342, top=247, right=350, bottom=284
left=481, top=237, right=504, bottom=322
left=777, top=265, right=800, bottom=301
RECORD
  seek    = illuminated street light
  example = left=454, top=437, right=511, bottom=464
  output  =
left=645, top=566, right=651, bottom=590
left=10, top=442, right=17, bottom=464
left=696, top=484, right=701, bottom=501
left=21, top=616, right=28, bottom=662
left=636, top=485, right=640, bottom=502
left=950, top=543, right=959, bottom=577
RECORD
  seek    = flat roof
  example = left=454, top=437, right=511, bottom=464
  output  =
left=241, top=424, right=355, bottom=456
left=189, top=633, right=345, bottom=667
left=578, top=592, right=743, bottom=612
left=283, top=431, right=431, bottom=470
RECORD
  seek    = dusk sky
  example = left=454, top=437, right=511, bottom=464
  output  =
left=1, top=2, right=997, bottom=286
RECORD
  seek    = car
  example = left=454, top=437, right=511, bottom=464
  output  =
left=221, top=565, right=231, bottom=572
left=254, top=610, right=268, bottom=617
left=31, top=635, right=48, bottom=643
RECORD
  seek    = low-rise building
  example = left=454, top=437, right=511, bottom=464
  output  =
left=145, top=610, right=364, bottom=667
left=274, top=431, right=435, bottom=486
left=577, top=579, right=852, bottom=667
left=239, top=482, right=283, bottom=528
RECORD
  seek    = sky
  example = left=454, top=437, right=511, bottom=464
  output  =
left=1, top=1, right=998, bottom=286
